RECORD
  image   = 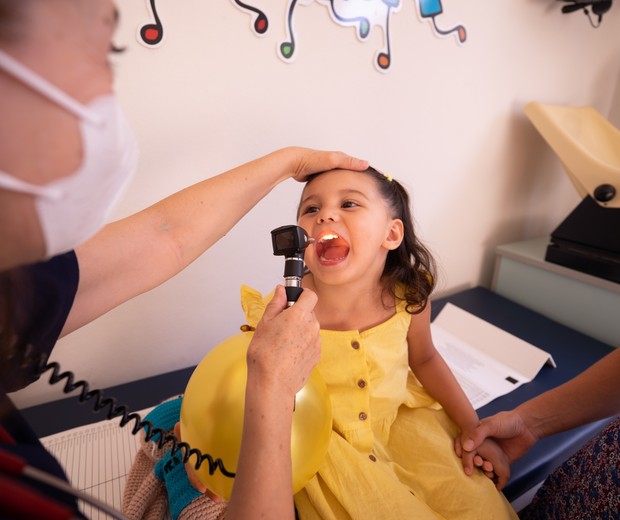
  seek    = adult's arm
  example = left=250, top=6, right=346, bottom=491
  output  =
left=62, top=148, right=367, bottom=335
left=227, top=286, right=321, bottom=519
left=458, top=348, right=620, bottom=482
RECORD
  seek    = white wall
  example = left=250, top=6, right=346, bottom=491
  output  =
left=12, top=0, right=620, bottom=408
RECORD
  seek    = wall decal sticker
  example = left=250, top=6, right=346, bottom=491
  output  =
left=138, top=0, right=165, bottom=47
left=138, top=0, right=466, bottom=72
left=233, top=0, right=270, bottom=34
left=278, top=0, right=401, bottom=72
left=418, top=0, right=466, bottom=42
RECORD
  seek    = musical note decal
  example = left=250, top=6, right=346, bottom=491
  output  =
left=232, top=0, right=269, bottom=34
left=138, top=0, right=164, bottom=47
left=418, top=0, right=466, bottom=44
left=138, top=0, right=466, bottom=72
left=277, top=0, right=401, bottom=72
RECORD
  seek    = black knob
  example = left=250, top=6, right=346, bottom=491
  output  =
left=594, top=184, right=616, bottom=203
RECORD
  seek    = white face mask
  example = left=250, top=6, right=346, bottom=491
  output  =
left=0, top=50, right=139, bottom=258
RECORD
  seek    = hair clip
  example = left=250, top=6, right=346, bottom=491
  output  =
left=369, top=165, right=393, bottom=182
left=378, top=169, right=393, bottom=182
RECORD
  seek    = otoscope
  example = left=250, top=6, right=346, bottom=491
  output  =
left=271, top=225, right=314, bottom=306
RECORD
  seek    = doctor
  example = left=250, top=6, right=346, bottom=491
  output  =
left=0, top=1, right=367, bottom=518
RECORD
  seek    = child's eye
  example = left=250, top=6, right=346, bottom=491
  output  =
left=342, top=200, right=359, bottom=209
left=301, top=205, right=319, bottom=215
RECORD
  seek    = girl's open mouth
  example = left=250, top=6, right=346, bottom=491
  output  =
left=315, top=232, right=350, bottom=265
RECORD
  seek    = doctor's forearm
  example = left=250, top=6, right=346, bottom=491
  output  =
left=519, top=348, right=620, bottom=440
left=227, top=373, right=296, bottom=519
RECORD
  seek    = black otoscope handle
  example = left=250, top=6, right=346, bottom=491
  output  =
left=285, top=285, right=303, bottom=305
left=284, top=252, right=304, bottom=306
left=271, top=225, right=311, bottom=307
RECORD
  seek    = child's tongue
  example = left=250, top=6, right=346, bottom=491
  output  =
left=322, top=244, right=348, bottom=260
left=317, top=235, right=349, bottom=262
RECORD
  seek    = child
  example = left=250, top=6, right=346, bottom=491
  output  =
left=241, top=167, right=517, bottom=519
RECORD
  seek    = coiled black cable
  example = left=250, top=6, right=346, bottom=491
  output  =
left=37, top=360, right=236, bottom=479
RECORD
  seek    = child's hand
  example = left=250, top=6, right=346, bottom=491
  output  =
left=455, top=431, right=485, bottom=477
left=174, top=422, right=225, bottom=502
left=183, top=460, right=225, bottom=503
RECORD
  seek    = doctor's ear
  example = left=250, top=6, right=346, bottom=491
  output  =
left=383, top=219, right=404, bottom=250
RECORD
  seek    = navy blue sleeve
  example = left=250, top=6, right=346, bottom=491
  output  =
left=0, top=251, right=79, bottom=393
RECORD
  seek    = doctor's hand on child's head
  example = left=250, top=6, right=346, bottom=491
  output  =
left=284, top=147, right=368, bottom=182
left=247, top=285, right=321, bottom=396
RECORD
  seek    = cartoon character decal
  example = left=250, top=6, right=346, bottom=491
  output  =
left=138, top=0, right=466, bottom=72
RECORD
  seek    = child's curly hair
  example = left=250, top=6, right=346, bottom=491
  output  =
left=301, top=167, right=436, bottom=314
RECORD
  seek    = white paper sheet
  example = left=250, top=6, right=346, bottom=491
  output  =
left=40, top=407, right=154, bottom=520
left=431, top=303, right=555, bottom=409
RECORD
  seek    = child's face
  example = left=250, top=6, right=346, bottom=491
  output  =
left=298, top=169, right=403, bottom=286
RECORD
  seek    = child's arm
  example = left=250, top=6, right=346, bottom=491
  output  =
left=407, top=302, right=478, bottom=432
left=408, top=303, right=491, bottom=474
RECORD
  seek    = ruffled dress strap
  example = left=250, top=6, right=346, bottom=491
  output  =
left=239, top=284, right=273, bottom=329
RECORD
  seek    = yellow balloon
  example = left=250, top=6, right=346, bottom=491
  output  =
left=179, top=331, right=332, bottom=500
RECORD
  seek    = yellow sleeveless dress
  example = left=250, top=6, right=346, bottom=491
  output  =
left=241, top=286, right=517, bottom=520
